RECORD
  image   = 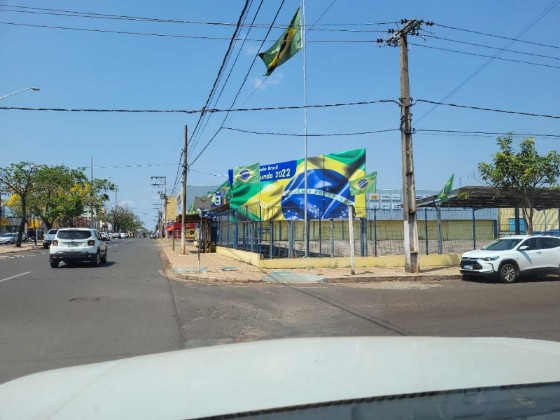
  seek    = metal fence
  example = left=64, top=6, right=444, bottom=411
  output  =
left=213, top=206, right=512, bottom=259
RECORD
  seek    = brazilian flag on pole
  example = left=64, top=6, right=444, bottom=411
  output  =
left=231, top=162, right=261, bottom=211
left=258, top=8, right=302, bottom=76
left=350, top=172, right=377, bottom=196
left=437, top=174, right=454, bottom=202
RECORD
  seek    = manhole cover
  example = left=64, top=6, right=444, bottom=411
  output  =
left=69, top=297, right=101, bottom=302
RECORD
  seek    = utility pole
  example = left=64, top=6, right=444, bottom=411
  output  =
left=385, top=19, right=431, bottom=273
left=90, top=156, right=95, bottom=229
left=151, top=175, right=167, bottom=238
left=181, top=125, right=188, bottom=255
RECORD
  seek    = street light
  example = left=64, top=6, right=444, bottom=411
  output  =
left=0, top=87, right=40, bottom=101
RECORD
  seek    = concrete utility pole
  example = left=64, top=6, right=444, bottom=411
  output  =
left=151, top=175, right=167, bottom=238
left=181, top=125, right=188, bottom=255
left=386, top=19, right=430, bottom=273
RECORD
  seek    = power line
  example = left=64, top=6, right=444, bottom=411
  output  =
left=94, top=163, right=176, bottom=169
left=187, top=0, right=264, bottom=156
left=415, top=129, right=560, bottom=139
left=415, top=99, right=560, bottom=119
left=409, top=42, right=560, bottom=70
left=433, top=22, right=560, bottom=50
left=0, top=20, right=384, bottom=41
left=222, top=126, right=400, bottom=137
left=188, top=0, right=288, bottom=167
left=415, top=0, right=560, bottom=125
left=2, top=99, right=558, bottom=119
left=0, top=5, right=392, bottom=32
left=170, top=0, right=251, bottom=195
left=423, top=34, right=560, bottom=61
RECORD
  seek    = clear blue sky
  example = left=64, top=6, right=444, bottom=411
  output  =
left=1, top=0, right=559, bottom=228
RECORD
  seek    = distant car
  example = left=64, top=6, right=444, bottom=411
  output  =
left=111, top=232, right=120, bottom=239
left=460, top=234, right=560, bottom=283
left=42, top=229, right=58, bottom=249
left=100, top=232, right=110, bottom=241
left=0, top=233, right=17, bottom=245
left=49, top=228, right=108, bottom=268
left=120, top=232, right=128, bottom=239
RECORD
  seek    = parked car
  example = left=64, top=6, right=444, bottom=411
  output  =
left=49, top=228, right=108, bottom=268
left=0, top=233, right=18, bottom=245
left=460, top=234, right=560, bottom=283
left=100, top=231, right=110, bottom=241
left=42, top=229, right=58, bottom=249
left=112, top=232, right=120, bottom=239
left=120, top=232, right=128, bottom=239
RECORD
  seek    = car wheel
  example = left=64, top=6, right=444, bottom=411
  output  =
left=43, top=244, right=48, bottom=249
left=50, top=261, right=59, bottom=268
left=100, top=251, right=107, bottom=263
left=462, top=274, right=473, bottom=281
left=91, top=251, right=100, bottom=267
left=499, top=263, right=518, bottom=283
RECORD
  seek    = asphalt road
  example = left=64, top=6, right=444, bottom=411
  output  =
left=0, top=239, right=183, bottom=384
left=2, top=239, right=560, bottom=384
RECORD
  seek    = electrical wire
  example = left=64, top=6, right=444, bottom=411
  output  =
left=0, top=5, right=392, bottom=32
left=0, top=21, right=383, bottom=41
left=188, top=0, right=288, bottom=168
left=187, top=0, right=263, bottom=156
left=423, top=34, right=560, bottom=61
left=409, top=42, right=560, bottom=70
left=414, top=0, right=560, bottom=125
left=433, top=22, right=560, bottom=50
left=222, top=127, right=400, bottom=137
left=2, top=99, right=557, bottom=120
left=415, top=129, right=560, bottom=139
left=415, top=99, right=560, bottom=119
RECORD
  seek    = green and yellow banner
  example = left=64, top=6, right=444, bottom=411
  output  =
left=228, top=149, right=366, bottom=221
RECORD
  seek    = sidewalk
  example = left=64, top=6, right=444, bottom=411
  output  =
left=159, top=240, right=462, bottom=284
left=0, top=242, right=44, bottom=254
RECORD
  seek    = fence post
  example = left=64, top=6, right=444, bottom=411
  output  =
left=269, top=220, right=273, bottom=259
left=233, top=211, right=238, bottom=249
left=436, top=207, right=442, bottom=254
left=319, top=219, right=323, bottom=256
left=472, top=208, right=477, bottom=250
left=360, top=218, right=366, bottom=257
left=288, top=219, right=294, bottom=258
left=424, top=207, right=429, bottom=255
left=348, top=205, right=355, bottom=275
left=330, top=219, right=334, bottom=257
left=373, top=208, right=378, bottom=257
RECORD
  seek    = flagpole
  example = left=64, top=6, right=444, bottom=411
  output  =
left=302, top=0, right=309, bottom=257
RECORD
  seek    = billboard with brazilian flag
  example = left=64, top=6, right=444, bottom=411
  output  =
left=227, top=148, right=366, bottom=221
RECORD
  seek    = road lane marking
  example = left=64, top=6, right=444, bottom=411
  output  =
left=0, top=271, right=31, bottom=284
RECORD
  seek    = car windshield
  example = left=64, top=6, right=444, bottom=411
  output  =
left=48, top=230, right=57, bottom=234
left=57, top=231, right=92, bottom=240
left=482, top=238, right=523, bottom=251
left=1, top=234, right=13, bottom=237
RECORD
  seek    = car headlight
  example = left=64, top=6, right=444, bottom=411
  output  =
left=481, top=256, right=499, bottom=261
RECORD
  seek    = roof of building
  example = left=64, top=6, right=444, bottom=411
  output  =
left=416, top=186, right=560, bottom=210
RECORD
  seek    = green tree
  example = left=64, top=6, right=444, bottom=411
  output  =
left=0, top=162, right=40, bottom=246
left=478, top=135, right=560, bottom=234
left=28, top=165, right=89, bottom=230
left=106, top=205, right=144, bottom=234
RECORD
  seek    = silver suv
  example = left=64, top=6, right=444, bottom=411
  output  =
left=49, top=228, right=108, bottom=268
left=460, top=235, right=560, bottom=283
left=43, top=229, right=58, bottom=249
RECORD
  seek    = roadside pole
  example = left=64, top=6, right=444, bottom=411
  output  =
left=348, top=205, right=355, bottom=275
left=181, top=125, right=188, bottom=255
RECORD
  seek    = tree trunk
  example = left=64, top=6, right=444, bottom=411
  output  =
left=16, top=198, right=26, bottom=247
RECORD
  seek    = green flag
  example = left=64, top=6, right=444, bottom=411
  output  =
left=350, top=172, right=377, bottom=196
left=258, top=8, right=302, bottom=76
left=231, top=162, right=261, bottom=211
left=437, top=174, right=454, bottom=202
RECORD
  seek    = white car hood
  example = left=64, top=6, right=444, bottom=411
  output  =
left=462, top=249, right=505, bottom=259
left=2, top=337, right=560, bottom=419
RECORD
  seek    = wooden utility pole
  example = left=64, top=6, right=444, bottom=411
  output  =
left=181, top=125, right=188, bottom=255
left=387, top=19, right=425, bottom=273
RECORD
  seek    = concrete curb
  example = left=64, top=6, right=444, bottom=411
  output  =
left=327, top=274, right=463, bottom=283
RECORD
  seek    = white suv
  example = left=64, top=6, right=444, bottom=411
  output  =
left=460, top=235, right=560, bottom=283
left=49, top=228, right=108, bottom=268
